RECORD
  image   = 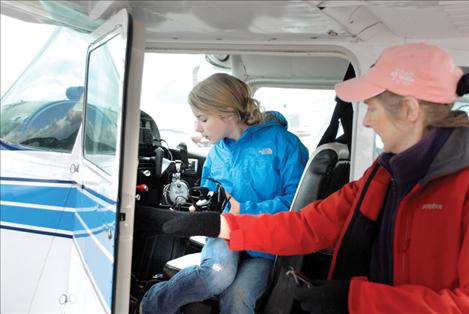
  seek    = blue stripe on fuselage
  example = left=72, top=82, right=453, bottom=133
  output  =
left=1, top=184, right=74, bottom=207
left=0, top=178, right=118, bottom=310
left=1, top=204, right=75, bottom=230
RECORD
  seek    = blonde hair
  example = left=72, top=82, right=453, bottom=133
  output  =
left=375, top=91, right=469, bottom=130
left=188, top=73, right=264, bottom=125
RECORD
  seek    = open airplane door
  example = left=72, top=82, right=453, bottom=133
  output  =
left=0, top=7, right=144, bottom=314
left=70, top=8, right=144, bottom=313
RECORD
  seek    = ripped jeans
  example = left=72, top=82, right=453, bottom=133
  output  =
left=141, top=237, right=273, bottom=314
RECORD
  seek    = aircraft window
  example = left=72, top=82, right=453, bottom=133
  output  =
left=0, top=99, right=82, bottom=152
left=83, top=34, right=122, bottom=175
left=254, top=87, right=338, bottom=152
left=1, top=15, right=55, bottom=98
left=0, top=25, right=88, bottom=153
left=453, top=93, right=469, bottom=115
left=1, top=27, right=88, bottom=105
left=140, top=53, right=231, bottom=156
left=374, top=137, right=384, bottom=157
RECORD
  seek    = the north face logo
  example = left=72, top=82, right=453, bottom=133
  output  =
left=258, top=148, right=273, bottom=155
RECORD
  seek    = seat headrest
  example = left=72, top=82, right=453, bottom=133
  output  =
left=310, top=142, right=349, bottom=161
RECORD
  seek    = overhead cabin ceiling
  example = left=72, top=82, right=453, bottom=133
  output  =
left=2, top=1, right=468, bottom=46
left=233, top=55, right=351, bottom=88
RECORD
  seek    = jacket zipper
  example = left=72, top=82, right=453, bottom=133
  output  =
left=397, top=185, right=420, bottom=283
left=400, top=214, right=412, bottom=283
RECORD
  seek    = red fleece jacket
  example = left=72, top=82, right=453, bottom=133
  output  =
left=223, top=162, right=469, bottom=313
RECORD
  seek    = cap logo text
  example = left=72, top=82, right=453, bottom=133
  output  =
left=390, top=68, right=415, bottom=85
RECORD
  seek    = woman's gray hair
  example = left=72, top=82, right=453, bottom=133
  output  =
left=375, top=91, right=469, bottom=129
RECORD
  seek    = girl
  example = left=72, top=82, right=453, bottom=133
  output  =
left=141, top=73, right=308, bottom=314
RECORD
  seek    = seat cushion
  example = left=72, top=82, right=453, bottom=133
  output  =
left=163, top=252, right=201, bottom=278
left=190, top=236, right=207, bottom=246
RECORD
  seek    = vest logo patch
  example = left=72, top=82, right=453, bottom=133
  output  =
left=421, top=203, right=443, bottom=210
left=258, top=148, right=273, bottom=155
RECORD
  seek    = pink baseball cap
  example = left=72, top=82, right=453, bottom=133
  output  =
left=335, top=43, right=463, bottom=103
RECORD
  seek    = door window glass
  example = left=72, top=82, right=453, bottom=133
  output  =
left=84, top=34, right=122, bottom=175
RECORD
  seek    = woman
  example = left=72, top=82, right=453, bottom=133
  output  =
left=162, top=43, right=469, bottom=313
left=141, top=73, right=309, bottom=314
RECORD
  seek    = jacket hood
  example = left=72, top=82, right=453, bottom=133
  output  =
left=243, top=119, right=281, bottom=136
left=421, top=126, right=469, bottom=184
left=220, top=119, right=282, bottom=147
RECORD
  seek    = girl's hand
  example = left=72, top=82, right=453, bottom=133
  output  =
left=188, top=205, right=197, bottom=212
left=225, top=191, right=240, bottom=215
left=219, top=215, right=230, bottom=239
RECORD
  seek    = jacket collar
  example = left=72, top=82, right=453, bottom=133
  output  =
left=421, top=126, right=469, bottom=184
left=378, top=128, right=452, bottom=193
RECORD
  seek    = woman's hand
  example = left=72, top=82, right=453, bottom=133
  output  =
left=225, top=191, right=240, bottom=215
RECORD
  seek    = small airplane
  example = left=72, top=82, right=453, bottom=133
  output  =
left=1, top=1, right=468, bottom=313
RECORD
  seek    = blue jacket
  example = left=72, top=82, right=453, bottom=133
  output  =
left=201, top=117, right=309, bottom=259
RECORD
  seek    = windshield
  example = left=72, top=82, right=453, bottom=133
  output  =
left=0, top=26, right=88, bottom=152
left=2, top=27, right=88, bottom=104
